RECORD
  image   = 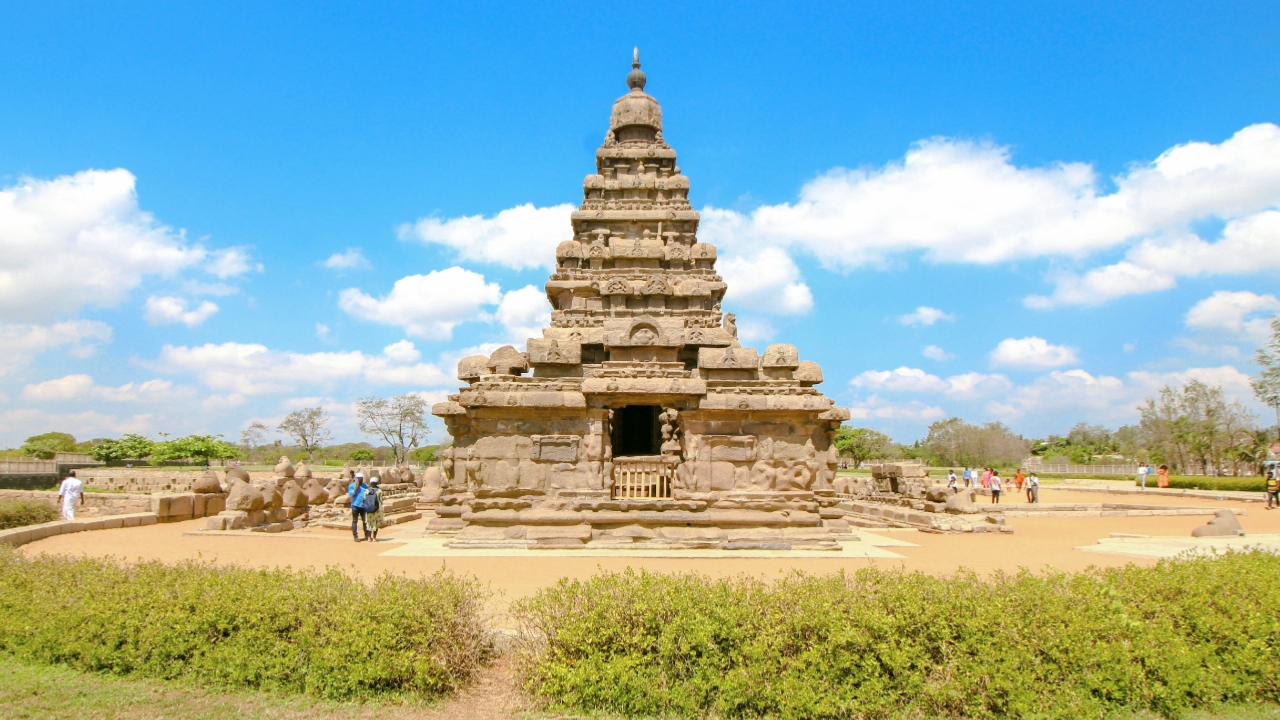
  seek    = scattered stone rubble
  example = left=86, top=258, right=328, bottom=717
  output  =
left=831, top=463, right=1010, bottom=534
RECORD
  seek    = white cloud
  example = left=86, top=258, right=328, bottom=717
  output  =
left=922, top=345, right=955, bottom=361
left=155, top=340, right=451, bottom=395
left=143, top=296, right=219, bottom=327
left=207, top=247, right=261, bottom=278
left=989, top=337, right=1078, bottom=369
left=338, top=266, right=502, bottom=340
left=735, top=317, right=776, bottom=343
left=719, top=247, right=814, bottom=315
left=694, top=124, right=1280, bottom=306
left=322, top=248, right=371, bottom=270
left=851, top=367, right=1011, bottom=398
left=898, top=306, right=955, bottom=326
left=496, top=285, right=551, bottom=342
left=0, top=168, right=256, bottom=322
left=399, top=203, right=574, bottom=270
left=0, top=407, right=153, bottom=443
left=987, top=365, right=1260, bottom=423
left=0, top=320, right=112, bottom=375
left=1184, top=290, right=1280, bottom=342
left=315, top=323, right=332, bottom=341
left=21, top=374, right=185, bottom=403
left=847, top=396, right=947, bottom=421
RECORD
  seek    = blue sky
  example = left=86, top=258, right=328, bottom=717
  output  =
left=2, top=2, right=1279, bottom=447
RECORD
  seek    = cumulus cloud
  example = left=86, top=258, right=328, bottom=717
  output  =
left=719, top=247, right=814, bottom=315
left=143, top=296, right=219, bottom=327
left=987, top=365, right=1259, bottom=423
left=1184, top=290, right=1280, bottom=341
left=399, top=203, right=574, bottom=270
left=338, top=267, right=502, bottom=340
left=694, top=124, right=1280, bottom=307
left=851, top=367, right=1011, bottom=398
left=496, top=285, right=551, bottom=342
left=898, top=306, right=955, bottom=326
left=0, top=320, right=112, bottom=375
left=21, top=374, right=186, bottom=403
left=989, top=337, right=1078, bottom=369
left=0, top=169, right=254, bottom=321
left=847, top=396, right=947, bottom=422
left=322, top=248, right=371, bottom=270
left=154, top=339, right=451, bottom=395
left=922, top=345, right=955, bottom=361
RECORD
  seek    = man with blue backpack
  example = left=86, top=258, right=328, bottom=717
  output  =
left=348, top=473, right=370, bottom=542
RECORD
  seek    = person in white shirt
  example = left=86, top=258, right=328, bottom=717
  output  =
left=1026, top=472, right=1040, bottom=503
left=947, top=470, right=957, bottom=489
left=1137, top=463, right=1149, bottom=489
left=990, top=471, right=1002, bottom=504
left=57, top=470, right=85, bottom=520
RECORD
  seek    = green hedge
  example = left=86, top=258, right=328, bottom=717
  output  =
left=514, top=553, right=1280, bottom=719
left=1160, top=477, right=1267, bottom=492
left=0, top=548, right=491, bottom=701
left=0, top=498, right=57, bottom=530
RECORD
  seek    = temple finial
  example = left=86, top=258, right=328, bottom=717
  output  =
left=627, top=47, right=646, bottom=91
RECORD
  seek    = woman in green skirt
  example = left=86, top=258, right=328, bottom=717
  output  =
left=365, top=478, right=385, bottom=541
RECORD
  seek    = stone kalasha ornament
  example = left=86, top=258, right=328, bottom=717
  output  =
left=225, top=466, right=251, bottom=484
left=302, top=477, right=329, bottom=505
left=431, top=52, right=849, bottom=545
left=274, top=456, right=295, bottom=478
left=193, top=470, right=223, bottom=494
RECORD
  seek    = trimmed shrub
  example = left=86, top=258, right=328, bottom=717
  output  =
left=0, top=548, right=491, bottom=701
left=1161, top=477, right=1266, bottom=492
left=0, top=498, right=58, bottom=529
left=514, top=553, right=1280, bottom=719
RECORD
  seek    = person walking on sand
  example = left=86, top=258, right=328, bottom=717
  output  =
left=57, top=470, right=84, bottom=520
left=1157, top=464, right=1170, bottom=489
left=1015, top=468, right=1025, bottom=493
left=982, top=467, right=993, bottom=489
left=1137, top=463, right=1150, bottom=490
left=1027, top=472, right=1040, bottom=504
left=1266, top=470, right=1279, bottom=510
left=348, top=473, right=369, bottom=542
left=364, top=478, right=385, bottom=541
left=990, top=470, right=1002, bottom=504
left=963, top=467, right=971, bottom=488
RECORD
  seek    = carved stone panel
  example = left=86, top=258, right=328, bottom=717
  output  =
left=760, top=343, right=800, bottom=369
left=533, top=435, right=580, bottom=463
left=698, top=346, right=760, bottom=369
left=528, top=339, right=582, bottom=365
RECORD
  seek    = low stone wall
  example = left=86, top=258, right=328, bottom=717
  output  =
left=0, top=474, right=59, bottom=491
left=80, top=468, right=343, bottom=494
left=0, top=513, right=159, bottom=548
left=0, top=489, right=153, bottom=516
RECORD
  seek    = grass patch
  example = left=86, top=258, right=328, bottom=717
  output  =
left=0, top=498, right=57, bottom=530
left=514, top=552, right=1280, bottom=719
left=0, top=547, right=492, bottom=702
left=0, top=654, right=450, bottom=720
left=1160, top=477, right=1266, bottom=492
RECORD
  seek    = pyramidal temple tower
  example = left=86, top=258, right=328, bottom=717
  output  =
left=430, top=51, right=852, bottom=548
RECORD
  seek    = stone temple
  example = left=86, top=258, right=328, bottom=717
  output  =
left=430, top=51, right=852, bottom=549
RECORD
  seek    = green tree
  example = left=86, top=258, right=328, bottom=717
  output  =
left=1251, top=315, right=1280, bottom=441
left=833, top=428, right=891, bottom=468
left=277, top=407, right=332, bottom=461
left=349, top=448, right=375, bottom=463
left=20, top=432, right=78, bottom=459
left=355, top=394, right=429, bottom=466
left=409, top=445, right=439, bottom=464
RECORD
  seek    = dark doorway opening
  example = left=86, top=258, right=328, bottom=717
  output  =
left=611, top=405, right=661, bottom=457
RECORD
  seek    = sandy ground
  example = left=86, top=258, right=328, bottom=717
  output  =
left=21, top=487, right=1280, bottom=609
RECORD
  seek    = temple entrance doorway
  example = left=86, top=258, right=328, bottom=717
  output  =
left=611, top=405, right=661, bottom=457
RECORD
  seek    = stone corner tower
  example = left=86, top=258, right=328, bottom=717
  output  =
left=430, top=51, right=851, bottom=547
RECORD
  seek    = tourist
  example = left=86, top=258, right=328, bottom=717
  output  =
left=1157, top=464, right=1170, bottom=489
left=990, top=470, right=1002, bottom=504
left=57, top=470, right=84, bottom=520
left=348, top=473, right=369, bottom=542
left=1027, top=472, right=1040, bottom=503
left=1137, top=463, right=1149, bottom=489
left=947, top=470, right=958, bottom=489
left=1015, top=468, right=1025, bottom=492
left=1266, top=470, right=1279, bottom=510
left=982, top=468, right=993, bottom=489
left=365, top=478, right=385, bottom=541
left=962, top=467, right=971, bottom=487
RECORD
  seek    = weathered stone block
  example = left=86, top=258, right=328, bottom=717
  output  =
left=526, top=524, right=593, bottom=540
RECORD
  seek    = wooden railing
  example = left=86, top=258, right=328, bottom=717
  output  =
left=612, top=456, right=675, bottom=499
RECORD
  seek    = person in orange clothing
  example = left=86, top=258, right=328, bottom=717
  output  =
left=1157, top=464, right=1170, bottom=488
left=1015, top=468, right=1025, bottom=493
